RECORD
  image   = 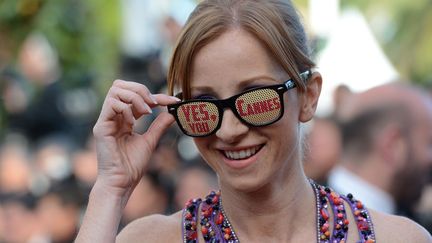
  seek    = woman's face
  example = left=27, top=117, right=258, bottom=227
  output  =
left=189, top=28, right=316, bottom=191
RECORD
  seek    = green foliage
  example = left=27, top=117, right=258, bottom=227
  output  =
left=343, top=0, right=432, bottom=86
left=0, top=0, right=121, bottom=91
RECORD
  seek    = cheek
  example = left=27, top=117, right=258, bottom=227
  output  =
left=192, top=137, right=217, bottom=164
left=410, top=137, right=432, bottom=168
left=420, top=143, right=432, bottom=167
left=193, top=138, right=207, bottom=154
left=278, top=96, right=301, bottom=134
left=286, top=93, right=307, bottom=124
left=270, top=114, right=301, bottom=156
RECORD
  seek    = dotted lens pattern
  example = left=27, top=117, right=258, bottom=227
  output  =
left=176, top=102, right=219, bottom=136
left=235, top=89, right=282, bottom=126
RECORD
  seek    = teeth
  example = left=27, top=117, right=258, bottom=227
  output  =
left=224, top=146, right=260, bottom=160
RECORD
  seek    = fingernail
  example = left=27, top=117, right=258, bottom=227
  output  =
left=150, top=95, right=158, bottom=104
left=145, top=104, right=153, bottom=113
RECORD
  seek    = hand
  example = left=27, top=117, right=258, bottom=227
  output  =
left=92, top=80, right=180, bottom=196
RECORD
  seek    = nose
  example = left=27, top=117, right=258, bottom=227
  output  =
left=215, top=109, right=249, bottom=143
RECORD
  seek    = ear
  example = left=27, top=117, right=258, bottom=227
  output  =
left=299, top=71, right=322, bottom=122
left=376, top=123, right=408, bottom=171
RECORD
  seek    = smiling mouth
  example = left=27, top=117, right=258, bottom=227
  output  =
left=222, top=145, right=263, bottom=160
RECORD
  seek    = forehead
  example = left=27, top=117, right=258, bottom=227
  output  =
left=190, top=28, right=285, bottom=88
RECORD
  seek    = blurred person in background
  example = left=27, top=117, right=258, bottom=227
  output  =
left=173, top=161, right=218, bottom=211
left=331, top=84, right=353, bottom=120
left=0, top=202, right=4, bottom=241
left=36, top=178, right=83, bottom=243
left=415, top=85, right=432, bottom=233
left=0, top=136, right=32, bottom=194
left=146, top=130, right=183, bottom=179
left=0, top=31, right=12, bottom=72
left=119, top=0, right=196, bottom=94
left=72, top=135, right=98, bottom=194
left=417, top=183, right=432, bottom=233
left=118, top=0, right=197, bottom=138
left=121, top=173, right=170, bottom=227
left=72, top=151, right=97, bottom=189
left=303, top=116, right=342, bottom=185
left=0, top=193, right=48, bottom=243
left=13, top=33, right=71, bottom=142
left=0, top=70, right=31, bottom=136
left=16, top=135, right=77, bottom=215
left=328, top=82, right=432, bottom=223
left=32, top=136, right=74, bottom=189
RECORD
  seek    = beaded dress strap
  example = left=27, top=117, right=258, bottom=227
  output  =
left=326, top=189, right=349, bottom=242
left=183, top=184, right=375, bottom=243
left=182, top=191, right=239, bottom=243
left=182, top=198, right=202, bottom=243
left=200, top=191, right=239, bottom=243
left=312, top=182, right=349, bottom=243
left=341, top=194, right=376, bottom=243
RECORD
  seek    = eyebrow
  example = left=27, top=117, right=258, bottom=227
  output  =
left=191, top=75, right=282, bottom=94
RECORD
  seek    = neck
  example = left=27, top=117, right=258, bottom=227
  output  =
left=342, top=155, right=393, bottom=193
left=219, top=174, right=316, bottom=242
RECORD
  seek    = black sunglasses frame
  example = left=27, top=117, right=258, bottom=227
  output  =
left=168, top=70, right=311, bottom=137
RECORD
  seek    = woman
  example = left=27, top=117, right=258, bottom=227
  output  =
left=76, top=0, right=431, bottom=242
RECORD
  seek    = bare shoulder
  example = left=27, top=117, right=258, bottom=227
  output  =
left=369, top=209, right=432, bottom=243
left=117, top=211, right=183, bottom=243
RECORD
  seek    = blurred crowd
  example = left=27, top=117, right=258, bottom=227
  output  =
left=0, top=26, right=219, bottom=241
left=0, top=1, right=220, bottom=242
left=303, top=83, right=432, bottom=233
left=1, top=0, right=432, bottom=242
left=0, top=131, right=218, bottom=242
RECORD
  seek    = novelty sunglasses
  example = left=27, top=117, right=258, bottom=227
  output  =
left=168, top=70, right=311, bottom=137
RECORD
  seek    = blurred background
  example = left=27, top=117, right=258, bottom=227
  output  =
left=0, top=0, right=431, bottom=242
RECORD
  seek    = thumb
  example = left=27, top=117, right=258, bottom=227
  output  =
left=141, top=112, right=175, bottom=149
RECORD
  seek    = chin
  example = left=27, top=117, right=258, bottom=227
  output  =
left=220, top=172, right=270, bottom=193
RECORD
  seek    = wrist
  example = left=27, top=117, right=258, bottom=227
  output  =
left=76, top=179, right=133, bottom=243
left=91, top=178, right=135, bottom=208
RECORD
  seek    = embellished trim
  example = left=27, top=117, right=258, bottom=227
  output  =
left=182, top=198, right=202, bottom=243
left=200, top=191, right=239, bottom=243
left=312, top=182, right=349, bottom=242
left=342, top=194, right=376, bottom=243
left=182, top=181, right=376, bottom=243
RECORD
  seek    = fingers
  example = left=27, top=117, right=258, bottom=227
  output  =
left=142, top=112, right=176, bottom=150
left=94, top=80, right=180, bottom=137
left=109, top=86, right=152, bottom=119
left=94, top=97, right=135, bottom=135
left=112, top=79, right=158, bottom=108
left=103, top=80, right=180, bottom=118
left=152, top=94, right=181, bottom=106
left=111, top=79, right=180, bottom=110
left=113, top=80, right=181, bottom=106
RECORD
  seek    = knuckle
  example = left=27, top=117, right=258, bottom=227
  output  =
left=113, top=79, right=123, bottom=86
left=106, top=97, right=117, bottom=106
left=108, top=86, right=120, bottom=95
left=130, top=92, right=141, bottom=101
left=140, top=85, right=150, bottom=95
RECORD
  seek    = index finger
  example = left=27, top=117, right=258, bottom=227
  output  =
left=113, top=80, right=158, bottom=105
left=152, top=94, right=181, bottom=106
